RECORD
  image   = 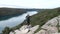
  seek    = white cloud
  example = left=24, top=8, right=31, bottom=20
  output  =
left=0, top=0, right=60, bottom=9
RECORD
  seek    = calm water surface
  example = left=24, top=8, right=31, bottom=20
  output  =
left=0, top=11, right=38, bottom=33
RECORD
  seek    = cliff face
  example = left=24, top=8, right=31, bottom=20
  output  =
left=9, top=16, right=60, bottom=34
left=9, top=25, right=39, bottom=34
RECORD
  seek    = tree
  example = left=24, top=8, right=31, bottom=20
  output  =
left=2, top=27, right=11, bottom=34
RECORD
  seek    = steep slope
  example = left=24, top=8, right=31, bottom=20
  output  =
left=9, top=15, right=60, bottom=34
left=30, top=8, right=60, bottom=32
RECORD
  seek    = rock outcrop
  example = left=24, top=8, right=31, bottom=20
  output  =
left=9, top=16, right=60, bottom=34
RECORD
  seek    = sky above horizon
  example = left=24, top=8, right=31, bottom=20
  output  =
left=0, top=0, right=60, bottom=9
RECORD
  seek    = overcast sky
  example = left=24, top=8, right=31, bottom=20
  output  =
left=0, top=0, right=60, bottom=9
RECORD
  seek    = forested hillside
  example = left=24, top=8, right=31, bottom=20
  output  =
left=0, top=8, right=39, bottom=20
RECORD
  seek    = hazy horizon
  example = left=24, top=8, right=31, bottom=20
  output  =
left=0, top=0, right=60, bottom=9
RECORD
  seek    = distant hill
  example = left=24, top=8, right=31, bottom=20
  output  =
left=0, top=7, right=39, bottom=20
left=0, top=8, right=39, bottom=16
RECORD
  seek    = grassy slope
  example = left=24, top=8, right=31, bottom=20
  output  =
left=30, top=8, right=60, bottom=33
